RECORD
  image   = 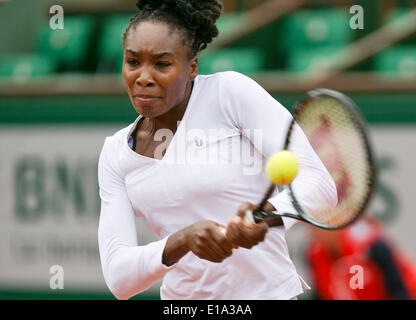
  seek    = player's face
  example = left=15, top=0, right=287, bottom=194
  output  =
left=123, top=21, right=198, bottom=118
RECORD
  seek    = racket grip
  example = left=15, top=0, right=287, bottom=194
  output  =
left=252, top=209, right=284, bottom=227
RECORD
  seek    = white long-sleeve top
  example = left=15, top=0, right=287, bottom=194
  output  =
left=98, top=71, right=337, bottom=300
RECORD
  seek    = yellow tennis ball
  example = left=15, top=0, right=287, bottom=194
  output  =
left=265, top=151, right=299, bottom=185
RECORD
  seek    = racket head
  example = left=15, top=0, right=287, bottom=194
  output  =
left=285, top=88, right=376, bottom=230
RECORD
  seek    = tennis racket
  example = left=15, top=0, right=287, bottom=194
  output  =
left=245, top=88, right=376, bottom=230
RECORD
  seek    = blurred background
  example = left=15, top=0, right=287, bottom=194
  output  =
left=1, top=0, right=416, bottom=300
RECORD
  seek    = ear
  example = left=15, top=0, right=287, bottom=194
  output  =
left=188, top=56, right=198, bottom=80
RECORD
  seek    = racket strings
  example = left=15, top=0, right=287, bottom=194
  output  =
left=294, top=97, right=373, bottom=228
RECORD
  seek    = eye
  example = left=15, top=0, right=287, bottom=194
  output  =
left=127, top=59, right=139, bottom=66
left=156, top=61, right=172, bottom=67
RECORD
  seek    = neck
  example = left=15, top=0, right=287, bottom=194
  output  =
left=144, top=80, right=194, bottom=134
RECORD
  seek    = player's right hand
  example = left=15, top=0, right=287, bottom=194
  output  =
left=184, top=220, right=233, bottom=263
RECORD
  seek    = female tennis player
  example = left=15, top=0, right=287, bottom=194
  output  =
left=98, top=0, right=337, bottom=300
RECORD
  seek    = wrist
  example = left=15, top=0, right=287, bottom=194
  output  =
left=162, top=229, right=190, bottom=266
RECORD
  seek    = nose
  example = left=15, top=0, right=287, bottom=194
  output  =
left=135, top=67, right=155, bottom=87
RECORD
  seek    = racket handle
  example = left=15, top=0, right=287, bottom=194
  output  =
left=249, top=209, right=284, bottom=227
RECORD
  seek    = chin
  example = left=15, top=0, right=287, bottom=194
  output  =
left=132, top=99, right=157, bottom=115
left=134, top=105, right=163, bottom=118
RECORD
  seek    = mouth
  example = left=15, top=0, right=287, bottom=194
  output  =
left=133, top=94, right=162, bottom=103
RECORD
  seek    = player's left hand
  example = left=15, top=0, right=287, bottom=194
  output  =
left=225, top=202, right=268, bottom=249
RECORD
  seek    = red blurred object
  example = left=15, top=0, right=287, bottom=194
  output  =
left=305, top=216, right=416, bottom=300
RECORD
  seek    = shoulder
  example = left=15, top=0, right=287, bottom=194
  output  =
left=218, top=70, right=256, bottom=82
left=196, top=71, right=267, bottom=105
left=198, top=71, right=260, bottom=89
left=202, top=71, right=276, bottom=107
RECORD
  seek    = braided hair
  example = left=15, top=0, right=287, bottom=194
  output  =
left=123, top=0, right=223, bottom=58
